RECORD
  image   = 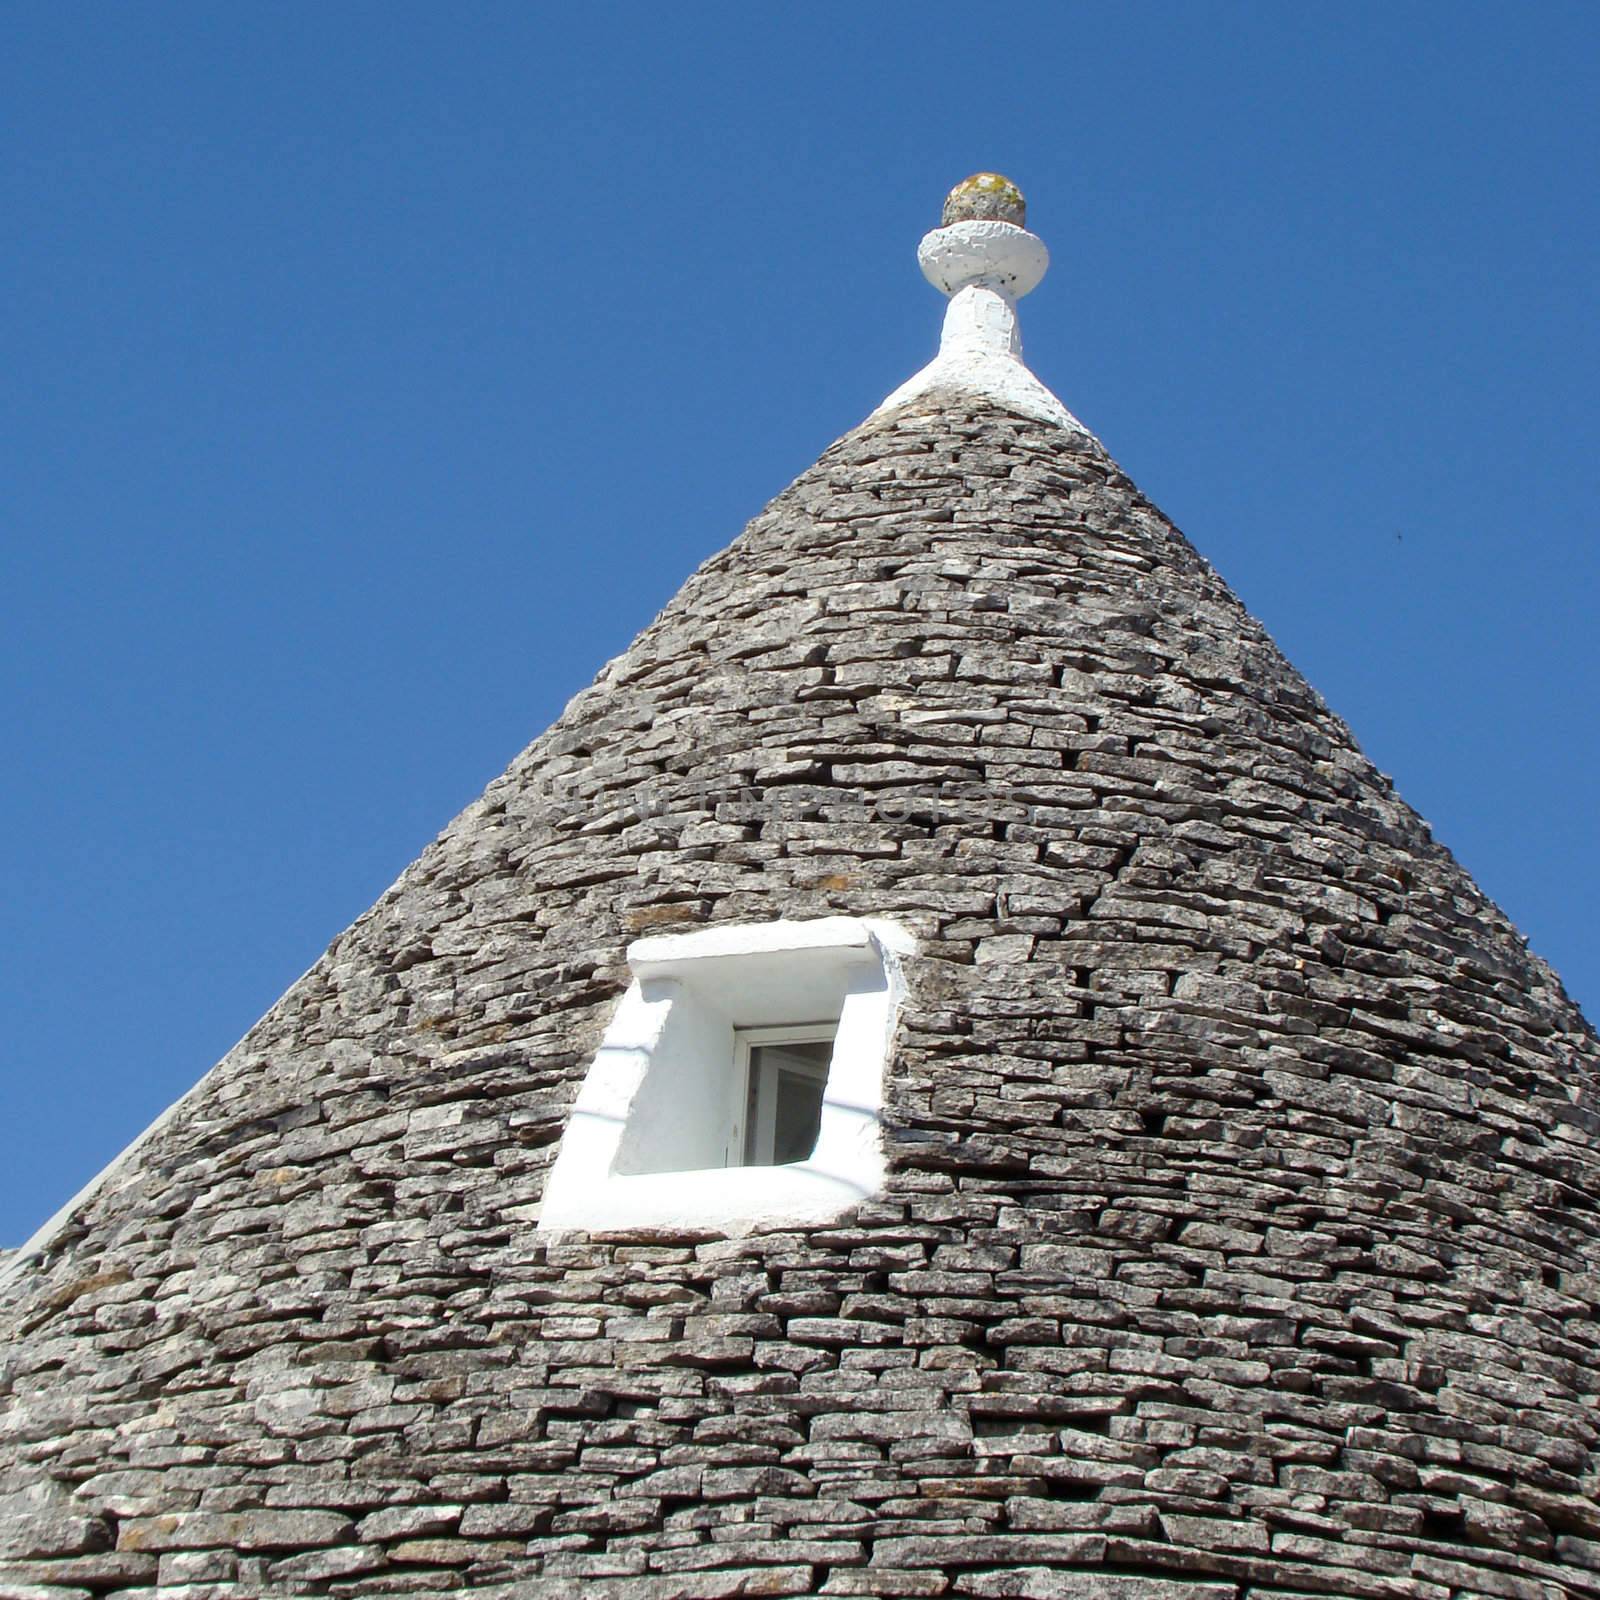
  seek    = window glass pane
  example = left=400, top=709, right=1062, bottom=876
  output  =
left=744, top=1037, right=832, bottom=1166
left=772, top=1067, right=825, bottom=1164
left=765, top=1040, right=832, bottom=1073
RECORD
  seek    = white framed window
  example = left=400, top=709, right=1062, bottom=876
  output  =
left=537, top=917, right=913, bottom=1236
left=737, top=1025, right=834, bottom=1167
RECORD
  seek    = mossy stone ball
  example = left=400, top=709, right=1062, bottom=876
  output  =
left=942, top=173, right=1026, bottom=228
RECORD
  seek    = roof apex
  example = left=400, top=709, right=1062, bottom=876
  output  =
left=873, top=176, right=1088, bottom=433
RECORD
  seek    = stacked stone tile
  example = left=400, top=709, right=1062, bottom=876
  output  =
left=5, top=246, right=1600, bottom=1598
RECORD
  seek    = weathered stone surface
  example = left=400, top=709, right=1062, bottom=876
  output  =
left=116, top=1511, right=353, bottom=1553
left=954, top=1577, right=1236, bottom=1599
left=2, top=393, right=1598, bottom=1600
left=0, top=1553, right=155, bottom=1588
left=0, top=1515, right=110, bottom=1561
left=353, top=1505, right=459, bottom=1543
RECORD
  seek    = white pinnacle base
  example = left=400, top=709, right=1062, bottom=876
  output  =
left=872, top=299, right=1088, bottom=430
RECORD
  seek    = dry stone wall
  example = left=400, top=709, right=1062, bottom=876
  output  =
left=3, top=395, right=1599, bottom=1599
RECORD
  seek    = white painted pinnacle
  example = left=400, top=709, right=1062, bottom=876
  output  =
left=871, top=176, right=1089, bottom=435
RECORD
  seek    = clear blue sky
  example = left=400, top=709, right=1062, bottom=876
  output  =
left=4, top=2, right=1596, bottom=1247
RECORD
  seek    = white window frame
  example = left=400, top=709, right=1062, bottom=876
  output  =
left=537, top=917, right=913, bottom=1236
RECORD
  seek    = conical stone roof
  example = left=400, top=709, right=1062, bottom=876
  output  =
left=4, top=181, right=1600, bottom=1600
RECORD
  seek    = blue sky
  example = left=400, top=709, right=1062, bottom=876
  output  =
left=3, top=2, right=1596, bottom=1247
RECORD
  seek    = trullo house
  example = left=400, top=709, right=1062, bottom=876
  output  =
left=3, top=175, right=1599, bottom=1600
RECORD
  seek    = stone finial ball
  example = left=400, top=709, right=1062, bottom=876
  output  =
left=942, top=173, right=1026, bottom=228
